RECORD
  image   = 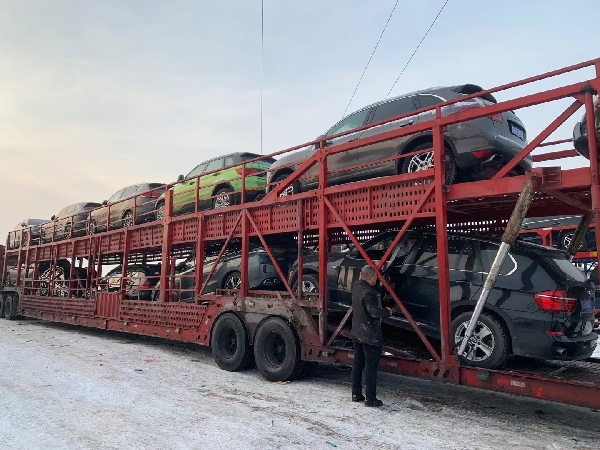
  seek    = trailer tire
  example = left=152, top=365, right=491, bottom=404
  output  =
left=0, top=294, right=5, bottom=318
left=254, top=316, right=302, bottom=382
left=4, top=294, right=17, bottom=321
left=452, top=311, right=509, bottom=369
left=211, top=313, right=253, bottom=372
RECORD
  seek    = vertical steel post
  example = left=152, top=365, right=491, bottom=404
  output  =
left=458, top=176, right=537, bottom=357
left=119, top=229, right=131, bottom=300
left=297, top=198, right=304, bottom=301
left=195, top=216, right=205, bottom=299
left=432, top=118, right=454, bottom=364
left=585, top=89, right=600, bottom=279
left=159, top=190, right=173, bottom=303
left=318, top=142, right=329, bottom=344
left=240, top=164, right=249, bottom=297
left=241, top=210, right=249, bottom=297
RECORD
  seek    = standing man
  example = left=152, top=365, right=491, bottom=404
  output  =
left=351, top=265, right=393, bottom=407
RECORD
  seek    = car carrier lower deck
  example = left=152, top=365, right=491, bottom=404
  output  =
left=2, top=57, right=600, bottom=410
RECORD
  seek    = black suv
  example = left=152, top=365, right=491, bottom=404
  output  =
left=289, top=231, right=597, bottom=368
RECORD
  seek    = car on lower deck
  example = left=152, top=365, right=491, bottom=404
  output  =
left=90, top=183, right=165, bottom=234
left=155, top=153, right=275, bottom=220
left=266, top=84, right=530, bottom=196
left=520, top=215, right=597, bottom=251
left=289, top=230, right=597, bottom=369
left=151, top=237, right=305, bottom=302
left=97, top=264, right=161, bottom=300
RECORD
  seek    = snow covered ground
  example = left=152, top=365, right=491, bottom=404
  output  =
left=0, top=319, right=598, bottom=450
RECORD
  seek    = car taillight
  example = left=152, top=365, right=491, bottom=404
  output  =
left=472, top=150, right=493, bottom=159
left=141, top=191, right=162, bottom=198
left=534, top=290, right=576, bottom=312
left=139, top=281, right=151, bottom=289
left=462, top=105, right=503, bottom=123
left=236, top=168, right=260, bottom=176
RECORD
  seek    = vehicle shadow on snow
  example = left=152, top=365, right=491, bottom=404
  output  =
left=21, top=318, right=600, bottom=440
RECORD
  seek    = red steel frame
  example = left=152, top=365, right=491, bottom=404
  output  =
left=2, top=58, right=600, bottom=409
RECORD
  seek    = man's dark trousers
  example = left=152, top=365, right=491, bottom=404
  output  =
left=352, top=339, right=382, bottom=400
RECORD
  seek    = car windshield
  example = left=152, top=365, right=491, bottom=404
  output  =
left=186, top=164, right=206, bottom=178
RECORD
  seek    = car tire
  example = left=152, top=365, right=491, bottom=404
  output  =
left=254, top=316, right=302, bottom=382
left=122, top=211, right=134, bottom=228
left=89, top=220, right=98, bottom=235
left=155, top=201, right=165, bottom=221
left=213, top=187, right=236, bottom=209
left=401, top=142, right=456, bottom=184
left=272, top=173, right=301, bottom=197
left=292, top=274, right=319, bottom=295
left=222, top=271, right=242, bottom=290
left=558, top=231, right=585, bottom=251
left=211, top=313, right=253, bottom=372
left=452, top=311, right=509, bottom=369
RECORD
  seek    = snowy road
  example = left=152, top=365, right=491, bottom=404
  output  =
left=0, top=319, right=598, bottom=450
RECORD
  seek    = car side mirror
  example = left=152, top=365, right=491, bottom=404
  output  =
left=21, top=222, right=27, bottom=227
left=177, top=174, right=184, bottom=181
left=102, top=200, right=108, bottom=206
left=50, top=215, right=56, bottom=221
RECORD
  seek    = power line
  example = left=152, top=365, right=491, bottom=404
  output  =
left=341, top=0, right=399, bottom=118
left=386, top=0, right=450, bottom=98
left=260, top=0, right=264, bottom=154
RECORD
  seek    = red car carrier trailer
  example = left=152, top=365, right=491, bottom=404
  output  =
left=2, top=58, right=600, bottom=409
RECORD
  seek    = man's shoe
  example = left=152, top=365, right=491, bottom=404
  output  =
left=364, top=398, right=384, bottom=407
left=352, top=394, right=365, bottom=402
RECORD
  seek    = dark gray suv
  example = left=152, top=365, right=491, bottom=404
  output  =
left=266, top=84, right=530, bottom=194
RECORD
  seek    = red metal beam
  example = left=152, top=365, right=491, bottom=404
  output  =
left=323, top=197, right=441, bottom=362
left=532, top=149, right=579, bottom=162
left=494, top=100, right=583, bottom=178
left=245, top=211, right=297, bottom=300
left=199, top=212, right=243, bottom=295
left=433, top=120, right=455, bottom=366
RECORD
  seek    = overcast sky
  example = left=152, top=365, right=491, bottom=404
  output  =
left=0, top=0, right=598, bottom=235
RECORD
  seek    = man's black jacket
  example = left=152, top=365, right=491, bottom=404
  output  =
left=351, top=279, right=391, bottom=347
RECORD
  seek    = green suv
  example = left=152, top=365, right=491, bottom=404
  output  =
left=155, top=152, right=275, bottom=219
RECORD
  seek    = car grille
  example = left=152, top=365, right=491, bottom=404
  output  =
left=595, top=296, right=600, bottom=309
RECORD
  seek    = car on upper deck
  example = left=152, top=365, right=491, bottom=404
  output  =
left=155, top=152, right=275, bottom=220
left=266, top=84, right=530, bottom=195
left=572, top=94, right=599, bottom=161
left=8, top=218, right=49, bottom=249
left=89, top=182, right=165, bottom=234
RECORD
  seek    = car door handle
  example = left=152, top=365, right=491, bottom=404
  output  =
left=399, top=120, right=414, bottom=127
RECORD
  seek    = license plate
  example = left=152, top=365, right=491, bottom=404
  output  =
left=581, top=298, right=592, bottom=312
left=510, top=123, right=525, bottom=141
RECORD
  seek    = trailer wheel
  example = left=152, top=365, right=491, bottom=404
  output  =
left=4, top=294, right=17, bottom=320
left=254, top=316, right=302, bottom=382
left=0, top=294, right=5, bottom=318
left=452, top=311, right=509, bottom=369
left=211, top=313, right=253, bottom=372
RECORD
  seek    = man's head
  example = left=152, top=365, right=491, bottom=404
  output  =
left=360, top=265, right=378, bottom=286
